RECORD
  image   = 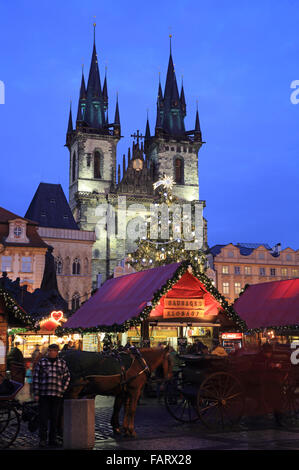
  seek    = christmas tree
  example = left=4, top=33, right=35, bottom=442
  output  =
left=127, top=175, right=206, bottom=271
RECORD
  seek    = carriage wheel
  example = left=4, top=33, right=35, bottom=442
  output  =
left=0, top=406, right=21, bottom=449
left=164, top=376, right=200, bottom=423
left=279, top=375, right=299, bottom=427
left=197, top=372, right=245, bottom=430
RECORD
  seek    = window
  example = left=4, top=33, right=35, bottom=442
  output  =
left=14, top=226, right=22, bottom=238
left=174, top=158, right=184, bottom=184
left=234, top=282, right=241, bottom=295
left=258, top=252, right=265, bottom=259
left=94, top=151, right=102, bottom=179
left=71, top=292, right=80, bottom=311
left=234, top=266, right=241, bottom=275
left=1, top=256, right=12, bottom=272
left=165, top=146, right=169, bottom=151
left=228, top=251, right=234, bottom=258
left=55, top=256, right=63, bottom=275
left=171, top=147, right=175, bottom=151
left=222, top=266, right=229, bottom=274
left=177, top=146, right=181, bottom=152
left=244, top=266, right=251, bottom=275
left=22, top=257, right=32, bottom=273
left=260, top=267, right=266, bottom=276
left=281, top=268, right=288, bottom=277
left=86, top=154, right=91, bottom=167
left=72, top=258, right=81, bottom=275
left=292, top=269, right=298, bottom=277
left=222, top=282, right=230, bottom=294
left=72, top=152, right=76, bottom=182
left=286, top=254, right=292, bottom=262
left=270, top=268, right=276, bottom=277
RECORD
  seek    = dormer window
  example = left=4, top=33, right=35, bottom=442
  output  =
left=14, top=226, right=22, bottom=238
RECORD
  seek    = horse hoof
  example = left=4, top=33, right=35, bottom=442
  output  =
left=113, top=428, right=121, bottom=435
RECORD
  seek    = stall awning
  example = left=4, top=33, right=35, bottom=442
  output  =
left=61, top=262, right=246, bottom=334
left=233, top=278, right=299, bottom=330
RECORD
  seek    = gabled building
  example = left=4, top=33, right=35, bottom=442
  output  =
left=0, top=206, right=49, bottom=292
left=25, top=183, right=95, bottom=311
left=208, top=242, right=299, bottom=303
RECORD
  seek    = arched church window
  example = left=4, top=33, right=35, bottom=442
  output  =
left=72, top=257, right=81, bottom=275
left=174, top=157, right=184, bottom=184
left=71, top=292, right=80, bottom=311
left=72, top=152, right=77, bottom=182
left=94, top=151, right=102, bottom=179
left=55, top=256, right=63, bottom=275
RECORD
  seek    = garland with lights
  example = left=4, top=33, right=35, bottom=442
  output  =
left=56, top=261, right=247, bottom=336
left=0, top=288, right=36, bottom=329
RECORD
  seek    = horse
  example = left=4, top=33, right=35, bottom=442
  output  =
left=62, top=346, right=172, bottom=437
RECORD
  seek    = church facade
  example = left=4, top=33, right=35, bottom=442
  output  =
left=66, top=32, right=207, bottom=287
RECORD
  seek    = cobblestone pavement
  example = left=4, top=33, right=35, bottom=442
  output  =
left=5, top=394, right=299, bottom=451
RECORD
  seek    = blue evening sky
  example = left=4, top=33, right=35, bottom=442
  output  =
left=0, top=0, right=298, bottom=249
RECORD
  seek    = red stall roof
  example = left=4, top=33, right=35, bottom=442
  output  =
left=62, top=262, right=244, bottom=332
left=233, top=278, right=299, bottom=330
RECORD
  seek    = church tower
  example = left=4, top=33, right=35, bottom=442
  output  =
left=66, top=26, right=121, bottom=284
left=144, top=37, right=204, bottom=203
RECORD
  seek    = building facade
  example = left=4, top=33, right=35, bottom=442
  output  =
left=0, top=207, right=48, bottom=292
left=25, top=183, right=95, bottom=311
left=66, top=33, right=207, bottom=286
left=208, top=243, right=299, bottom=303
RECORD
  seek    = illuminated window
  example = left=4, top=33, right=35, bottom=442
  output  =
left=281, top=268, right=287, bottom=277
left=222, top=282, right=229, bottom=294
left=222, top=266, right=229, bottom=274
left=244, top=266, right=251, bottom=275
left=234, top=282, right=241, bottom=295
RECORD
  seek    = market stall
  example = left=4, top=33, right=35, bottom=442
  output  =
left=233, top=277, right=299, bottom=344
left=60, top=261, right=246, bottom=351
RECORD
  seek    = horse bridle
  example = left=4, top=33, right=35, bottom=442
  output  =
left=120, top=350, right=151, bottom=387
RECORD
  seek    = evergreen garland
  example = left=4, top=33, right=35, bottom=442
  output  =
left=56, top=261, right=247, bottom=336
left=0, top=288, right=35, bottom=328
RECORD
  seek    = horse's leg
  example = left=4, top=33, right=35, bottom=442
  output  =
left=111, top=393, right=124, bottom=435
left=125, top=385, right=144, bottom=437
left=122, top=394, right=132, bottom=435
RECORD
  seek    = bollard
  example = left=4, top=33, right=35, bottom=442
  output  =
left=63, top=399, right=95, bottom=449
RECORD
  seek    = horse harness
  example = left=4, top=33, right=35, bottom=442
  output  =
left=118, top=348, right=151, bottom=389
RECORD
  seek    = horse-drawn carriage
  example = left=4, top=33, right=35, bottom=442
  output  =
left=164, top=346, right=299, bottom=430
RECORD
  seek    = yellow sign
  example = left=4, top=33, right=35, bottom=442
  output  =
left=163, top=298, right=205, bottom=319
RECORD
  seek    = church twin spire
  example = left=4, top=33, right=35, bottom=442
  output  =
left=145, top=36, right=202, bottom=142
left=66, top=25, right=120, bottom=140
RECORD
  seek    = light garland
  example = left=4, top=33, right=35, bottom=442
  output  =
left=56, top=261, right=247, bottom=336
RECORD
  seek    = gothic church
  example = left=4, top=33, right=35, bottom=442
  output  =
left=66, top=31, right=207, bottom=287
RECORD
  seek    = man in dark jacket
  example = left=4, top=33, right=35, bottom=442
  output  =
left=33, top=344, right=70, bottom=447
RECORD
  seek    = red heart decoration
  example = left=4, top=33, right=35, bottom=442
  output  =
left=51, top=311, right=63, bottom=322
